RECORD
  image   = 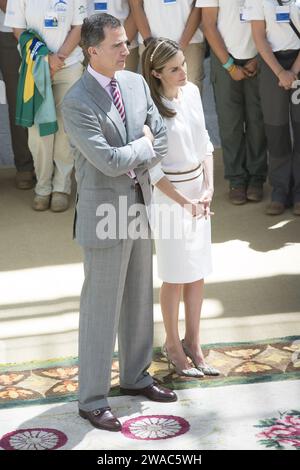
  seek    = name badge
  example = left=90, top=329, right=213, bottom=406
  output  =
left=163, top=0, right=177, bottom=4
left=44, top=15, right=58, bottom=28
left=94, top=2, right=108, bottom=11
left=275, top=5, right=290, bottom=22
left=239, top=7, right=249, bottom=22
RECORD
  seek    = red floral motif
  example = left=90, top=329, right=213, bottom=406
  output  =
left=0, top=428, right=67, bottom=450
left=256, top=411, right=300, bottom=450
left=122, top=415, right=190, bottom=440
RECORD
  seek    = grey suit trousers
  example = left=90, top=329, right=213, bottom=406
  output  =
left=78, top=188, right=154, bottom=411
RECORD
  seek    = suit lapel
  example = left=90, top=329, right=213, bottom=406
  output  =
left=117, top=71, right=134, bottom=142
left=82, top=70, right=127, bottom=144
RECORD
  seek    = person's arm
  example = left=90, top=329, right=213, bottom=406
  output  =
left=200, top=153, right=214, bottom=217
left=251, top=20, right=297, bottom=89
left=201, top=7, right=245, bottom=81
left=57, top=24, right=81, bottom=59
left=124, top=11, right=138, bottom=43
left=129, top=0, right=152, bottom=43
left=141, top=77, right=167, bottom=169
left=0, top=0, right=7, bottom=13
left=61, top=97, right=162, bottom=177
left=12, top=27, right=25, bottom=40
left=47, top=25, right=81, bottom=78
left=179, top=2, right=202, bottom=50
left=155, top=176, right=205, bottom=218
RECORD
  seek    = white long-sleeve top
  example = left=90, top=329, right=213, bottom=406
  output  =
left=149, top=81, right=214, bottom=185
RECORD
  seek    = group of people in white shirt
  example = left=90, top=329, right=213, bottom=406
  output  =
left=1, top=0, right=300, bottom=216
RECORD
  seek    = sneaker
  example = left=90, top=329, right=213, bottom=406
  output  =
left=51, top=192, right=69, bottom=212
left=229, top=186, right=247, bottom=205
left=265, top=201, right=285, bottom=215
left=16, top=171, right=35, bottom=190
left=32, top=194, right=50, bottom=211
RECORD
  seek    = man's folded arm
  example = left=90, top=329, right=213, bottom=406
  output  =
left=61, top=99, right=157, bottom=177
left=142, top=77, right=168, bottom=170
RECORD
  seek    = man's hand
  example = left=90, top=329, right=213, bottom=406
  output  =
left=229, top=65, right=246, bottom=81
left=143, top=124, right=154, bottom=143
left=243, top=58, right=258, bottom=78
left=278, top=69, right=298, bottom=90
left=48, top=53, right=65, bottom=78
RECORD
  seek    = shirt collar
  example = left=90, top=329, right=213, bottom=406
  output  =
left=87, top=64, right=115, bottom=91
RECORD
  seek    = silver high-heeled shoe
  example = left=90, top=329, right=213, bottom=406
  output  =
left=161, top=344, right=204, bottom=378
left=181, top=340, right=220, bottom=376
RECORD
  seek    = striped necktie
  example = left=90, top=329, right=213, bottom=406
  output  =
left=110, top=78, right=136, bottom=180
left=110, top=78, right=126, bottom=125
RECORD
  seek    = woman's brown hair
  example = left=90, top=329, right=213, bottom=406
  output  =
left=141, top=38, right=180, bottom=119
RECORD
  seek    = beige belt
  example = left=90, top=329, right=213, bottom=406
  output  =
left=164, top=163, right=203, bottom=183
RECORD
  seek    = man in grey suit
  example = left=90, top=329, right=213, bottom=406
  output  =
left=62, top=13, right=177, bottom=432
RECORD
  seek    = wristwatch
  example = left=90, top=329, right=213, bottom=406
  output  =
left=143, top=37, right=154, bottom=47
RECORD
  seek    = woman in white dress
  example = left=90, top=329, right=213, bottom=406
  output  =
left=142, top=38, right=220, bottom=377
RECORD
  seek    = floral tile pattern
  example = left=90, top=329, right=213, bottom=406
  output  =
left=0, top=336, right=299, bottom=409
left=121, top=415, right=190, bottom=441
left=0, top=428, right=68, bottom=450
left=255, top=410, right=300, bottom=450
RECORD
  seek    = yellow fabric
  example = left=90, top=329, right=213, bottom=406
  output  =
left=23, top=40, right=35, bottom=103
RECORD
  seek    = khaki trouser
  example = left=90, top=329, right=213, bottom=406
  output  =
left=29, top=62, right=83, bottom=196
left=139, top=42, right=205, bottom=94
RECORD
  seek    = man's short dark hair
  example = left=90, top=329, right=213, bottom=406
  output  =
left=81, top=13, right=122, bottom=61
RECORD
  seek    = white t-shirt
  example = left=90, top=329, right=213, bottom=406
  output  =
left=138, top=0, right=204, bottom=45
left=86, top=0, right=137, bottom=48
left=0, top=10, right=12, bottom=32
left=5, top=0, right=87, bottom=67
left=196, top=0, right=257, bottom=59
left=246, top=0, right=300, bottom=51
left=149, top=82, right=213, bottom=185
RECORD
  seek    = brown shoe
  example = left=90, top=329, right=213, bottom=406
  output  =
left=246, top=186, right=263, bottom=202
left=120, top=382, right=177, bottom=402
left=265, top=201, right=285, bottom=215
left=32, top=194, right=50, bottom=211
left=79, top=407, right=121, bottom=432
left=293, top=202, right=300, bottom=216
left=16, top=171, right=35, bottom=190
left=51, top=192, right=69, bottom=212
left=229, top=187, right=247, bottom=205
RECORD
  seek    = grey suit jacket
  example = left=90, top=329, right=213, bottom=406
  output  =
left=62, top=70, right=167, bottom=248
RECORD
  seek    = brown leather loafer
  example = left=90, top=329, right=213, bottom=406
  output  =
left=246, top=186, right=263, bottom=202
left=265, top=201, right=285, bottom=216
left=229, top=187, right=247, bottom=205
left=79, top=407, right=122, bottom=432
left=120, top=382, right=178, bottom=402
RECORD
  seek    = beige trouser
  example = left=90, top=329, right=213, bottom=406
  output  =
left=29, top=62, right=83, bottom=196
left=139, top=42, right=206, bottom=94
left=125, top=46, right=139, bottom=73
